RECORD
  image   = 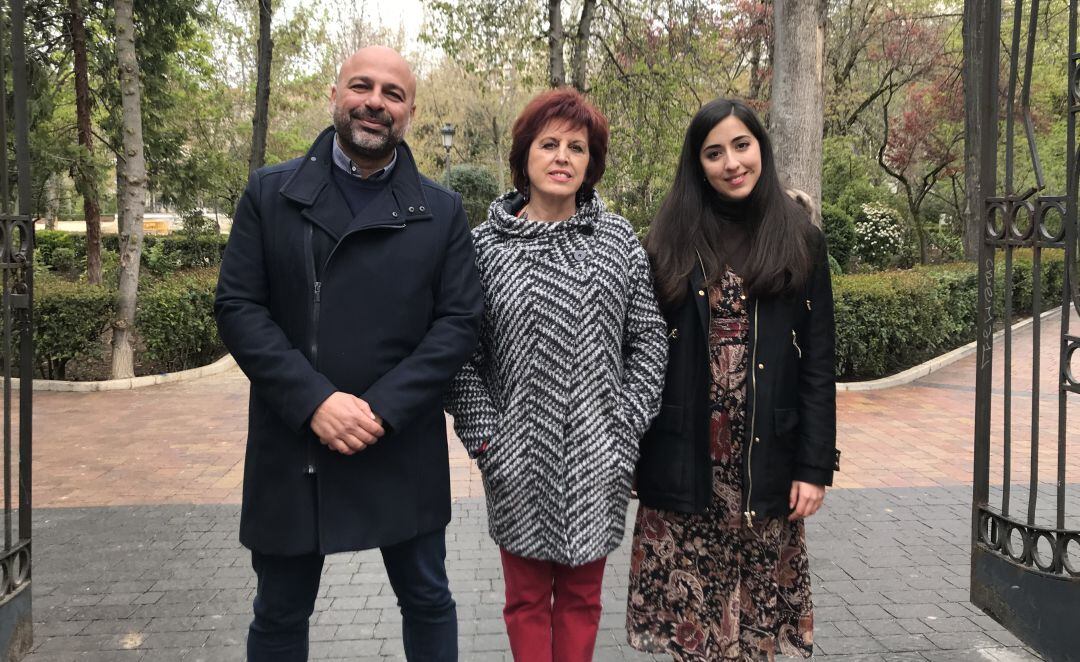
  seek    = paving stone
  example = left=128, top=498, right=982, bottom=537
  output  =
left=859, top=620, right=909, bottom=637
left=871, top=634, right=938, bottom=652
left=24, top=491, right=1058, bottom=660
left=925, top=631, right=1004, bottom=650
left=140, top=631, right=212, bottom=649
left=882, top=603, right=950, bottom=620
left=923, top=616, right=981, bottom=633
left=24, top=315, right=1076, bottom=660
left=816, top=634, right=888, bottom=655
left=921, top=649, right=1040, bottom=662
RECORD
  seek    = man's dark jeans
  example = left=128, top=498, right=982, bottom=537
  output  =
left=247, top=528, right=458, bottom=661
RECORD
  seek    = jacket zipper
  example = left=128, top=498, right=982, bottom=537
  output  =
left=322, top=223, right=406, bottom=269
left=304, top=225, right=319, bottom=475
left=792, top=330, right=802, bottom=358
left=312, top=281, right=321, bottom=364
left=745, top=301, right=759, bottom=529
left=695, top=251, right=711, bottom=513
left=303, top=221, right=407, bottom=475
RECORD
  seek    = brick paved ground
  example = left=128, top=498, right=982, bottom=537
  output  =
left=19, top=310, right=1077, bottom=660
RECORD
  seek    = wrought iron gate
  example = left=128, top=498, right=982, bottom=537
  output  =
left=970, top=1, right=1080, bottom=659
left=0, top=0, right=31, bottom=658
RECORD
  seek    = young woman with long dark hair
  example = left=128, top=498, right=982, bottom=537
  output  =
left=626, top=98, right=839, bottom=660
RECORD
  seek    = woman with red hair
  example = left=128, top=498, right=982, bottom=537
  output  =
left=446, top=88, right=668, bottom=661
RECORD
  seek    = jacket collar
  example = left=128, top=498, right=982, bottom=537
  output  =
left=279, top=126, right=433, bottom=238
left=485, top=189, right=603, bottom=238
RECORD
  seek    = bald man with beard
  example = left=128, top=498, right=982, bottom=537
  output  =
left=215, top=46, right=483, bottom=661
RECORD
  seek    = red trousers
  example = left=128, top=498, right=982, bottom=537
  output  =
left=499, top=548, right=607, bottom=662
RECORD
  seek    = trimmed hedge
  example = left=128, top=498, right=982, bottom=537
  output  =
left=26, top=247, right=1067, bottom=382
left=30, top=268, right=225, bottom=379
left=36, top=231, right=228, bottom=275
left=834, top=249, right=1065, bottom=380
left=136, top=268, right=222, bottom=372
left=447, top=164, right=501, bottom=227
left=822, top=204, right=856, bottom=271
left=33, top=276, right=114, bottom=380
left=36, top=230, right=88, bottom=278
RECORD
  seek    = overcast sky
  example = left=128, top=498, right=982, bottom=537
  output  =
left=282, top=0, right=429, bottom=49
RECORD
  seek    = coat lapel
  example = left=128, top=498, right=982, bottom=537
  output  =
left=279, top=127, right=349, bottom=240
left=279, top=127, right=436, bottom=238
left=343, top=141, right=434, bottom=234
left=689, top=260, right=710, bottom=339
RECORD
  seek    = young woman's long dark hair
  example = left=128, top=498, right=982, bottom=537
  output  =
left=646, top=98, right=813, bottom=306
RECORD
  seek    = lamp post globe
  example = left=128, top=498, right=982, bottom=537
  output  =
left=440, top=123, right=455, bottom=185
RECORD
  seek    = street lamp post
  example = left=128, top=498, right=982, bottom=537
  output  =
left=440, top=123, right=455, bottom=186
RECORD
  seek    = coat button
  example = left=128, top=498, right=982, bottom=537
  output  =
left=698, top=289, right=705, bottom=296
left=573, top=249, right=587, bottom=261
left=757, top=362, right=764, bottom=370
left=740, top=294, right=746, bottom=300
left=392, top=211, right=399, bottom=218
left=309, top=156, right=317, bottom=161
left=750, top=510, right=757, bottom=517
left=419, top=206, right=425, bottom=212
left=753, top=436, right=760, bottom=444
left=408, top=206, right=415, bottom=213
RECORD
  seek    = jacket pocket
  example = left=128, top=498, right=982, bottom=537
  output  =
left=774, top=408, right=799, bottom=444
left=652, top=403, right=683, bottom=434
left=637, top=407, right=691, bottom=498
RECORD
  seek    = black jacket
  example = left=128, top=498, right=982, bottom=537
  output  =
left=635, top=229, right=838, bottom=520
left=215, top=127, right=484, bottom=555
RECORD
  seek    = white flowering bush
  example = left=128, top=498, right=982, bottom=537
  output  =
left=854, top=202, right=905, bottom=269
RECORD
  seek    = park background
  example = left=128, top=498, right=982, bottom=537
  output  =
left=20, top=0, right=1067, bottom=386
left=3, top=0, right=1077, bottom=660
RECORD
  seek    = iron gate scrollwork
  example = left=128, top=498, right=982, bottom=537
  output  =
left=0, top=0, right=31, bottom=659
left=971, top=1, right=1080, bottom=659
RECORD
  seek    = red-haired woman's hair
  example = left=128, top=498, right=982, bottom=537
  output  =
left=508, top=88, right=609, bottom=198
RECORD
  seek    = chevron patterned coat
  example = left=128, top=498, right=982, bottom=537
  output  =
left=446, top=191, right=668, bottom=566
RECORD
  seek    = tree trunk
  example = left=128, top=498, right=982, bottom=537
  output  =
left=906, top=194, right=929, bottom=265
left=747, top=0, right=769, bottom=103
left=770, top=0, right=826, bottom=224
left=492, top=116, right=504, bottom=191
left=570, top=0, right=596, bottom=92
left=115, top=169, right=124, bottom=234
left=962, top=0, right=996, bottom=261
left=68, top=0, right=102, bottom=284
left=249, top=0, right=273, bottom=175
left=547, top=0, right=565, bottom=88
left=44, top=174, right=59, bottom=230
left=748, top=37, right=766, bottom=102
left=111, top=0, right=147, bottom=379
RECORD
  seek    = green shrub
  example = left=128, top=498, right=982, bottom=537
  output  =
left=928, top=227, right=964, bottom=262
left=24, top=265, right=227, bottom=380
left=35, top=230, right=86, bottom=271
left=49, top=247, right=79, bottom=275
left=447, top=164, right=501, bottom=227
left=33, top=276, right=114, bottom=380
left=994, top=248, right=1065, bottom=316
left=834, top=249, right=1066, bottom=380
left=136, top=267, right=224, bottom=372
left=854, top=202, right=906, bottom=268
left=833, top=270, right=945, bottom=379
left=63, top=232, right=227, bottom=274
left=827, top=253, right=843, bottom=275
left=822, top=204, right=856, bottom=270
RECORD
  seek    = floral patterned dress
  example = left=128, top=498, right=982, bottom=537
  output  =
left=626, top=268, right=814, bottom=661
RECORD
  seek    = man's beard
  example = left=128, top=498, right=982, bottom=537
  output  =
left=333, top=106, right=407, bottom=161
